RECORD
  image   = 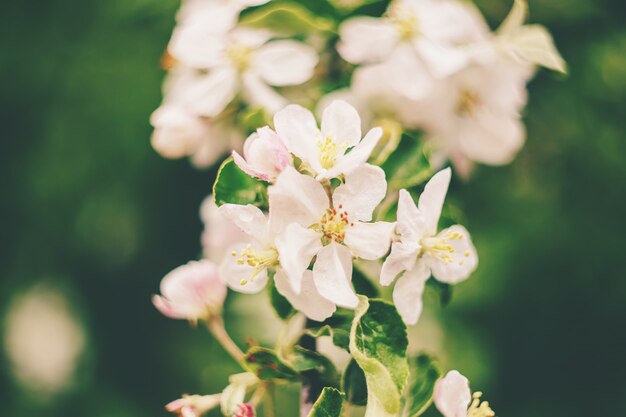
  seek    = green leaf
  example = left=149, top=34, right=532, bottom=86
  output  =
left=243, top=346, right=298, bottom=380
left=342, top=359, right=368, bottom=406
left=402, top=354, right=442, bottom=417
left=349, top=297, right=409, bottom=415
left=307, top=387, right=345, bottom=417
left=239, top=2, right=335, bottom=36
left=352, top=265, right=380, bottom=298
left=425, top=279, right=453, bottom=307
left=268, top=279, right=295, bottom=320
left=287, top=346, right=338, bottom=381
left=307, top=309, right=354, bottom=351
left=213, top=157, right=268, bottom=207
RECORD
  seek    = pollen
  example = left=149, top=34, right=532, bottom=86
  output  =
left=231, top=245, right=279, bottom=285
left=421, top=230, right=463, bottom=264
left=313, top=208, right=352, bottom=245
left=467, top=391, right=495, bottom=417
left=317, top=137, right=339, bottom=169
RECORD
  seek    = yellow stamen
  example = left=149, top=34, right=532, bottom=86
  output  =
left=311, top=206, right=352, bottom=245
left=226, top=43, right=252, bottom=71
left=456, top=89, right=481, bottom=116
left=231, top=245, right=279, bottom=285
left=317, top=137, right=339, bottom=169
left=388, top=5, right=419, bottom=41
left=467, top=392, right=495, bottom=417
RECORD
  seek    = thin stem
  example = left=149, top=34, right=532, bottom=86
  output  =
left=264, top=384, right=276, bottom=417
left=205, top=316, right=245, bottom=363
left=342, top=401, right=352, bottom=417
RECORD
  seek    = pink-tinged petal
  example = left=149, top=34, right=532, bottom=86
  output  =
left=434, top=370, right=472, bottom=417
left=234, top=402, right=256, bottom=417
left=275, top=223, right=323, bottom=293
left=380, top=241, right=420, bottom=286
left=418, top=168, right=451, bottom=236
left=324, top=127, right=382, bottom=180
left=253, top=40, right=318, bottom=86
left=332, top=163, right=386, bottom=222
left=423, top=225, right=478, bottom=284
left=152, top=295, right=189, bottom=320
left=312, top=242, right=358, bottom=308
left=321, top=100, right=362, bottom=148
left=268, top=167, right=329, bottom=235
left=273, top=104, right=321, bottom=170
left=392, top=261, right=430, bottom=325
left=232, top=150, right=272, bottom=182
left=344, top=221, right=395, bottom=260
left=218, top=204, right=269, bottom=243
left=274, top=270, right=336, bottom=322
left=337, top=17, right=397, bottom=64
left=234, top=127, right=292, bottom=182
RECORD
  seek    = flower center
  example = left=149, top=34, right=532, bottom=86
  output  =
left=226, top=43, right=252, bottom=71
left=317, top=136, right=339, bottom=169
left=421, top=230, right=467, bottom=265
left=456, top=89, right=481, bottom=116
left=388, top=5, right=419, bottom=41
left=231, top=245, right=279, bottom=285
left=312, top=205, right=354, bottom=245
left=467, top=392, right=495, bottom=417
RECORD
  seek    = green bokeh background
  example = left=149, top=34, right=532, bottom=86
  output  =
left=1, top=1, right=625, bottom=416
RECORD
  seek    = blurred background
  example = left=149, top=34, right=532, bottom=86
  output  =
left=1, top=1, right=625, bottom=416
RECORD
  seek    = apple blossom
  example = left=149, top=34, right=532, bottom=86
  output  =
left=381, top=168, right=477, bottom=324
left=268, top=164, right=395, bottom=308
left=232, top=126, right=292, bottom=182
left=200, top=196, right=247, bottom=262
left=273, top=100, right=382, bottom=180
left=152, top=260, right=227, bottom=322
left=434, top=371, right=495, bottom=417
left=218, top=203, right=336, bottom=321
left=166, top=394, right=221, bottom=417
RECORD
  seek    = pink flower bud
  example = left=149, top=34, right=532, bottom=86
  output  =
left=152, top=260, right=226, bottom=322
left=234, top=403, right=256, bottom=417
left=232, top=126, right=291, bottom=182
left=165, top=394, right=220, bottom=417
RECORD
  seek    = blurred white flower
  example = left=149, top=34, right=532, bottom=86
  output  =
left=3, top=285, right=85, bottom=395
left=381, top=168, right=478, bottom=325
left=232, top=126, right=292, bottom=182
left=152, top=260, right=227, bottom=322
left=200, top=195, right=248, bottom=262
left=166, top=394, right=221, bottom=417
left=274, top=100, right=382, bottom=180
left=434, top=370, right=495, bottom=417
left=268, top=165, right=394, bottom=308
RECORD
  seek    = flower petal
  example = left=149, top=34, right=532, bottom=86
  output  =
left=312, top=242, right=358, bottom=308
left=268, top=167, right=328, bottom=234
left=392, top=260, right=430, bottom=325
left=274, top=270, right=336, bottom=322
left=273, top=105, right=322, bottom=171
left=321, top=100, right=362, bottom=148
left=380, top=241, right=420, bottom=286
left=275, top=223, right=323, bottom=293
left=324, top=127, right=382, bottom=180
left=190, top=66, right=238, bottom=117
left=253, top=40, right=318, bottom=86
left=218, top=204, right=269, bottom=242
left=241, top=72, right=288, bottom=115
left=332, top=163, right=386, bottom=222
left=344, top=221, right=395, bottom=260
left=419, top=168, right=451, bottom=236
left=337, top=17, right=397, bottom=64
left=396, top=189, right=428, bottom=242
left=423, top=225, right=478, bottom=284
left=434, top=370, right=472, bottom=417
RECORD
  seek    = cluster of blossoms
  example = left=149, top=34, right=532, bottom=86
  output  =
left=149, top=1, right=563, bottom=417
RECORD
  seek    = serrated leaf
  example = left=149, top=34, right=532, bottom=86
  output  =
left=213, top=157, right=268, bottom=207
left=342, top=359, right=368, bottom=406
left=401, top=354, right=442, bottom=417
left=307, top=387, right=345, bottom=417
left=243, top=346, right=298, bottom=380
left=239, top=2, right=335, bottom=36
left=349, top=297, right=409, bottom=415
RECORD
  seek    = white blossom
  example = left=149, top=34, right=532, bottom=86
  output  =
left=232, top=126, right=292, bottom=182
left=273, top=100, right=382, bottom=180
left=381, top=168, right=477, bottom=324
left=200, top=196, right=248, bottom=262
left=434, top=371, right=495, bottom=417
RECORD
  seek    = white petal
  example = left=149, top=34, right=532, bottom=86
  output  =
left=168, top=24, right=226, bottom=68
left=392, top=261, right=430, bottom=325
left=434, top=370, right=472, bottom=417
left=218, top=204, right=269, bottom=242
left=274, top=270, right=336, bottom=322
left=324, top=127, right=382, bottom=180
left=312, top=242, right=358, bottom=308
left=253, top=40, right=318, bottom=86
left=241, top=72, right=288, bottom=115
left=380, top=241, right=420, bottom=286
left=268, top=167, right=329, bottom=234
left=332, top=163, right=386, bottom=222
left=275, top=223, right=323, bottom=293
left=396, top=189, right=428, bottom=243
left=219, top=245, right=269, bottom=293
left=337, top=17, right=397, bottom=64
left=418, top=168, right=451, bottom=236
left=414, top=38, right=468, bottom=79
left=344, top=221, right=395, bottom=260
left=321, top=100, right=362, bottom=148
left=386, top=46, right=434, bottom=101
left=273, top=105, right=322, bottom=171
left=190, top=67, right=238, bottom=117
left=424, top=225, right=478, bottom=284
